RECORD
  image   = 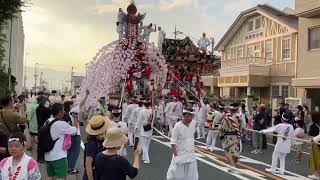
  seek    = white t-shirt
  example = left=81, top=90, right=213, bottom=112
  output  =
left=261, top=123, right=294, bottom=153
left=45, top=118, right=77, bottom=161
left=171, top=120, right=197, bottom=156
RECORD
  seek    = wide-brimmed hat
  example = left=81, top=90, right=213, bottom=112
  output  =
left=103, top=128, right=128, bottom=148
left=86, top=115, right=111, bottom=135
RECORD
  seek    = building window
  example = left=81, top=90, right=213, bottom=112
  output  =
left=309, top=26, right=320, bottom=50
left=282, top=85, right=289, bottom=98
left=265, top=41, right=272, bottom=60
left=282, top=37, right=291, bottom=60
left=237, top=47, right=243, bottom=58
left=230, top=88, right=236, bottom=98
left=247, top=21, right=254, bottom=32
left=271, top=85, right=280, bottom=97
left=255, top=18, right=261, bottom=29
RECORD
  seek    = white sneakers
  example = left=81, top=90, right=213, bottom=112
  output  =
left=265, top=168, right=284, bottom=175
left=308, top=174, right=320, bottom=180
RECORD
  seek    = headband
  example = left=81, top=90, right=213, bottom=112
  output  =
left=182, top=109, right=195, bottom=115
left=8, top=138, right=26, bottom=145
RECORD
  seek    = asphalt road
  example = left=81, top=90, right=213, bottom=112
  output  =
left=28, top=125, right=312, bottom=180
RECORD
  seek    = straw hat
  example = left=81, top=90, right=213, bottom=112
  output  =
left=103, top=128, right=128, bottom=148
left=86, top=115, right=111, bottom=135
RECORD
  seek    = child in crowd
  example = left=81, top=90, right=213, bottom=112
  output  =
left=0, top=132, right=41, bottom=180
left=292, top=119, right=305, bottom=163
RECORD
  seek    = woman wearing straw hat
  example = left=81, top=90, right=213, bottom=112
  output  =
left=83, top=115, right=111, bottom=180
left=94, top=128, right=140, bottom=180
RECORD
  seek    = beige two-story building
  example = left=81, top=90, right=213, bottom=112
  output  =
left=292, top=0, right=320, bottom=111
left=215, top=5, right=298, bottom=104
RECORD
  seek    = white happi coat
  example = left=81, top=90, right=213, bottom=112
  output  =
left=167, top=120, right=198, bottom=180
left=197, top=101, right=210, bottom=122
left=158, top=30, right=166, bottom=50
left=261, top=123, right=294, bottom=153
left=0, top=153, right=41, bottom=180
left=135, top=108, right=154, bottom=138
left=198, top=37, right=210, bottom=51
left=156, top=104, right=165, bottom=123
left=165, top=102, right=179, bottom=119
left=124, top=103, right=138, bottom=124
left=130, top=106, right=144, bottom=135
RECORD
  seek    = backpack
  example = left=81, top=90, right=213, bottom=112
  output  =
left=38, top=119, right=59, bottom=153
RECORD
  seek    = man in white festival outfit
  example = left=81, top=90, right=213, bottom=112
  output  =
left=167, top=107, right=198, bottom=180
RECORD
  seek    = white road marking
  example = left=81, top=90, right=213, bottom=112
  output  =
left=152, top=137, right=266, bottom=180
left=193, top=139, right=309, bottom=179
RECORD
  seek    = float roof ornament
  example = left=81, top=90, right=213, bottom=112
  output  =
left=127, top=1, right=137, bottom=15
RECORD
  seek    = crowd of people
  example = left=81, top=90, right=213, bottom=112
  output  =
left=0, top=90, right=320, bottom=179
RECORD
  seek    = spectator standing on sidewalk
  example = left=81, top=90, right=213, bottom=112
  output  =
left=67, top=90, right=89, bottom=174
left=0, top=95, right=27, bottom=161
left=44, top=103, right=77, bottom=180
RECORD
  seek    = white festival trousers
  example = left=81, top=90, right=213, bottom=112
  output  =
left=196, top=122, right=205, bottom=138
left=168, top=117, right=177, bottom=137
left=141, top=136, right=152, bottom=162
left=271, top=151, right=287, bottom=173
left=167, top=160, right=198, bottom=180
left=206, top=130, right=219, bottom=149
left=128, top=123, right=134, bottom=146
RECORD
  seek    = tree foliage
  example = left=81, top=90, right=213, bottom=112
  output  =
left=0, top=0, right=27, bottom=29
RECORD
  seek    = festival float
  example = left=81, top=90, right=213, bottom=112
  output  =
left=79, top=1, right=219, bottom=107
left=79, top=2, right=167, bottom=107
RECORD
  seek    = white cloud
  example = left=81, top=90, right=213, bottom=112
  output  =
left=87, top=0, right=153, bottom=14
left=223, top=0, right=260, bottom=13
left=159, top=0, right=198, bottom=11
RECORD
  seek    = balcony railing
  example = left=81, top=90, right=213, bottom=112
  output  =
left=222, top=57, right=273, bottom=68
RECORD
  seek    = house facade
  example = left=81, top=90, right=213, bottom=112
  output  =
left=292, top=0, right=320, bottom=112
left=215, top=5, right=298, bottom=105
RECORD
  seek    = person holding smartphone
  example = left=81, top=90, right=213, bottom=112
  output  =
left=95, top=128, right=140, bottom=180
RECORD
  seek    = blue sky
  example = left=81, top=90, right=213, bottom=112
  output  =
left=22, top=0, right=294, bottom=73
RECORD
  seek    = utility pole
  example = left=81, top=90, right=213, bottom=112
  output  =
left=24, top=52, right=29, bottom=90
left=210, top=38, right=215, bottom=54
left=174, top=25, right=177, bottom=39
left=70, top=66, right=74, bottom=95
left=39, top=72, right=43, bottom=87
left=8, top=18, right=13, bottom=91
left=34, top=63, right=39, bottom=90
